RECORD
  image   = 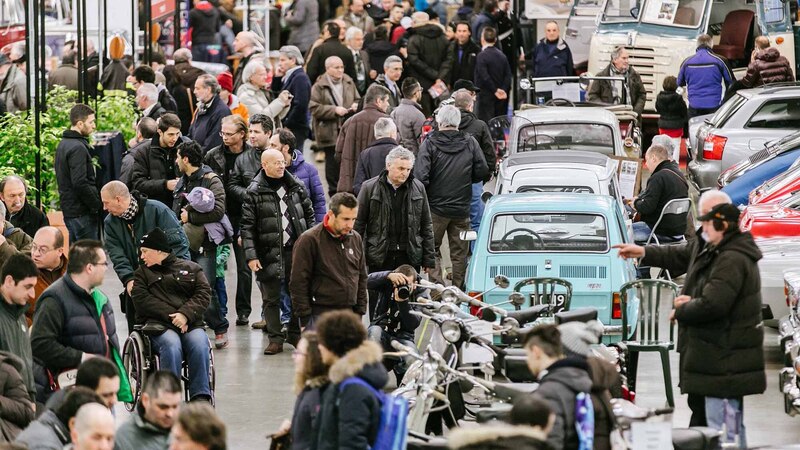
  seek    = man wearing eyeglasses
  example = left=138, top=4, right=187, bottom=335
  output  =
left=29, top=226, right=68, bottom=326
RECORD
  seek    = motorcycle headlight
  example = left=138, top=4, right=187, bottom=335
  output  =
left=441, top=320, right=462, bottom=343
left=441, top=287, right=459, bottom=304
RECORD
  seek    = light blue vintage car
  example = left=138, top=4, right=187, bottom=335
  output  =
left=464, top=193, right=639, bottom=342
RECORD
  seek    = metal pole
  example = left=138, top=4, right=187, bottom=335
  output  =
left=144, top=0, right=152, bottom=65
left=246, top=0, right=251, bottom=31
left=76, top=0, right=84, bottom=102
left=40, top=0, right=46, bottom=110
left=174, top=0, right=181, bottom=52
left=31, top=0, right=41, bottom=208
left=132, top=0, right=137, bottom=65
left=511, top=0, right=519, bottom=111
left=81, top=0, right=88, bottom=104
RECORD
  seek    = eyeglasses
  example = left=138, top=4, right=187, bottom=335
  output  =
left=92, top=261, right=109, bottom=267
left=31, top=243, right=56, bottom=255
left=219, top=131, right=242, bottom=138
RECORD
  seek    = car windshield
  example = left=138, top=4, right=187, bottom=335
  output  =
left=640, top=0, right=705, bottom=28
left=518, top=124, right=615, bottom=154
left=489, top=213, right=609, bottom=252
left=601, top=0, right=641, bottom=23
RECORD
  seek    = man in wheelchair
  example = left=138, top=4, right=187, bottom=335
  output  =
left=130, top=228, right=213, bottom=402
left=366, top=264, right=421, bottom=382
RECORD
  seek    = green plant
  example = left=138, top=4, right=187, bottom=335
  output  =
left=97, top=93, right=137, bottom=143
left=46, top=85, right=77, bottom=131
left=0, top=112, right=60, bottom=209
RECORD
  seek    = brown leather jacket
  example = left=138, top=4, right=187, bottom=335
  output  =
left=741, top=47, right=794, bottom=87
left=334, top=104, right=389, bottom=193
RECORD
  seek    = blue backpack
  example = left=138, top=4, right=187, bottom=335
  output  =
left=575, top=392, right=595, bottom=450
left=339, top=377, right=409, bottom=450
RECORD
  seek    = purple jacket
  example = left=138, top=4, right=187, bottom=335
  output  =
left=288, top=150, right=326, bottom=223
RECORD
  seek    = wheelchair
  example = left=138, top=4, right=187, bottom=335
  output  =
left=122, top=322, right=216, bottom=411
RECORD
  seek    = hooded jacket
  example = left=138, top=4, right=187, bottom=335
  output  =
left=655, top=90, right=688, bottom=130
left=406, top=24, right=454, bottom=89
left=314, top=341, right=388, bottom=450
left=310, top=74, right=361, bottom=148
left=0, top=352, right=34, bottom=441
left=535, top=357, right=593, bottom=450
left=335, top=104, right=390, bottom=193
left=641, top=229, right=766, bottom=398
left=391, top=99, right=426, bottom=155
left=188, top=1, right=221, bottom=45
left=288, top=150, right=327, bottom=223
left=530, top=38, right=575, bottom=78
left=448, top=425, right=551, bottom=450
left=458, top=110, right=496, bottom=179
left=633, top=159, right=688, bottom=236
left=54, top=130, right=101, bottom=219
left=677, top=46, right=733, bottom=110
left=114, top=408, right=170, bottom=450
left=352, top=137, right=400, bottom=195
left=741, top=47, right=794, bottom=88
left=414, top=130, right=488, bottom=218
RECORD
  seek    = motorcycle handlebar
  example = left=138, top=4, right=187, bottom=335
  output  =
left=417, top=279, right=508, bottom=319
left=653, top=407, right=674, bottom=416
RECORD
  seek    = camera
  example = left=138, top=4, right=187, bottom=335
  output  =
left=396, top=285, right=411, bottom=301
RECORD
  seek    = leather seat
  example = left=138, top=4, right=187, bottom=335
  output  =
left=672, top=427, right=721, bottom=450
left=712, top=10, right=755, bottom=62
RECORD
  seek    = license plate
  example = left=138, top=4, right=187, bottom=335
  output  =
left=530, top=293, right=567, bottom=311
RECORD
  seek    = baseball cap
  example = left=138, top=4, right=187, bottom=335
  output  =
left=453, top=79, right=480, bottom=93
left=696, top=203, right=740, bottom=223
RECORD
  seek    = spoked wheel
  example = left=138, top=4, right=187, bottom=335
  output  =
left=122, top=335, right=145, bottom=412
left=209, top=345, right=216, bottom=407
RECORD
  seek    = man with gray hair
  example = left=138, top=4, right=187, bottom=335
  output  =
left=414, top=105, right=488, bottom=289
left=355, top=146, right=435, bottom=316
left=232, top=31, right=264, bottom=92
left=615, top=189, right=765, bottom=442
left=136, top=83, right=165, bottom=120
left=587, top=46, right=646, bottom=118
left=346, top=27, right=373, bottom=96
left=373, top=55, right=404, bottom=110
left=0, top=175, right=48, bottom=239
left=677, top=34, right=733, bottom=117
left=353, top=118, right=399, bottom=195
left=274, top=45, right=312, bottom=152
left=391, top=77, right=426, bottom=155
left=188, top=74, right=231, bottom=152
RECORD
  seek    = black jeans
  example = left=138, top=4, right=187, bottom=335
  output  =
left=322, top=145, right=338, bottom=198
left=688, top=393, right=707, bottom=427
left=232, top=225, right=254, bottom=319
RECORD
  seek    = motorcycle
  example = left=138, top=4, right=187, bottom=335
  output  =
left=778, top=269, right=800, bottom=416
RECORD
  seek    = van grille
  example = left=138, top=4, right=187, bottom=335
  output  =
left=490, top=265, right=537, bottom=279
left=626, top=45, right=658, bottom=103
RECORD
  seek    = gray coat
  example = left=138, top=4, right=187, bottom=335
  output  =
left=0, top=64, right=26, bottom=113
left=390, top=99, right=426, bottom=154
left=285, top=0, right=319, bottom=54
left=113, top=410, right=169, bottom=450
left=14, top=410, right=69, bottom=450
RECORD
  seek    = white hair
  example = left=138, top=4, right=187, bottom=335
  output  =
left=137, top=83, right=159, bottom=104
left=436, top=105, right=461, bottom=128
left=345, top=26, right=363, bottom=42
left=386, top=146, right=415, bottom=167
left=698, top=190, right=732, bottom=211
left=173, top=48, right=192, bottom=63
left=241, top=59, right=265, bottom=85
left=374, top=118, right=397, bottom=139
left=384, top=55, right=403, bottom=70
left=650, top=134, right=675, bottom=157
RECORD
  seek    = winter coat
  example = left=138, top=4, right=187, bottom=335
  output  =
left=587, top=64, right=647, bottom=116
left=288, top=150, right=327, bottom=223
left=54, top=130, right=101, bottom=219
left=335, top=104, right=389, bottom=193
left=120, top=139, right=149, bottom=188
left=449, top=425, right=551, bottom=450
left=406, top=24, right=454, bottom=90
left=236, top=83, right=289, bottom=122
left=470, top=12, right=496, bottom=45
left=48, top=64, right=79, bottom=92
left=31, top=275, right=120, bottom=373
left=535, top=357, right=593, bottom=450
left=228, top=147, right=264, bottom=215
left=633, top=160, right=688, bottom=236
left=475, top=46, right=511, bottom=95
left=157, top=86, right=178, bottom=113
left=6, top=203, right=48, bottom=246
left=188, top=95, right=232, bottom=153
left=171, top=62, right=207, bottom=134
left=367, top=271, right=422, bottom=338
left=414, top=130, right=488, bottom=218
left=391, top=99, right=425, bottom=155
left=741, top=47, right=794, bottom=88
left=656, top=91, right=688, bottom=130
left=530, top=38, right=575, bottom=78
left=314, top=341, right=388, bottom=450
left=131, top=136, right=184, bottom=208
left=285, top=0, right=320, bottom=54
left=274, top=68, right=313, bottom=132
left=189, top=1, right=221, bottom=45
left=290, top=377, right=328, bottom=450
left=677, top=46, right=733, bottom=110
left=0, top=297, right=35, bottom=401
left=290, top=221, right=368, bottom=325
left=365, top=40, right=398, bottom=77
left=355, top=171, right=435, bottom=269
left=100, top=60, right=129, bottom=92
left=240, top=170, right=316, bottom=281
left=114, top=408, right=170, bottom=450
left=172, top=165, right=226, bottom=231
left=0, top=352, right=34, bottom=441
left=32, top=255, right=67, bottom=326
left=306, top=38, right=357, bottom=84
left=353, top=137, right=399, bottom=195
left=641, top=229, right=766, bottom=398
left=586, top=356, right=620, bottom=450
left=131, top=255, right=211, bottom=330
left=0, top=222, right=32, bottom=269
left=13, top=410, right=69, bottom=450
left=105, top=192, right=190, bottom=285
left=448, top=39, right=481, bottom=85
left=144, top=102, right=167, bottom=120
left=310, top=74, right=361, bottom=148
left=204, top=143, right=253, bottom=221
left=0, top=64, right=26, bottom=113
left=371, top=75, right=401, bottom=111
left=458, top=110, right=496, bottom=179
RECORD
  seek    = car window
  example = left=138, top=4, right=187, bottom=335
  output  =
left=711, top=94, right=746, bottom=127
left=517, top=186, right=595, bottom=193
left=489, top=213, right=609, bottom=252
left=641, top=0, right=704, bottom=28
left=746, top=98, right=800, bottom=129
left=601, top=0, right=640, bottom=23
left=517, top=123, right=615, bottom=155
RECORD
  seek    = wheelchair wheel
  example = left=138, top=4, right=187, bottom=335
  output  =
left=122, top=332, right=147, bottom=411
left=209, top=345, right=216, bottom=406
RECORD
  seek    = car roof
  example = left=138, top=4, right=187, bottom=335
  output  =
left=513, top=107, right=619, bottom=126
left=506, top=150, right=610, bottom=167
left=737, top=84, right=800, bottom=100
left=485, top=193, right=617, bottom=214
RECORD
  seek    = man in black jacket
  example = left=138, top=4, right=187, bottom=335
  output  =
left=0, top=253, right=38, bottom=401
left=188, top=74, right=232, bottom=153
left=306, top=22, right=357, bottom=84
left=406, top=12, right=454, bottom=115
left=0, top=175, right=49, bottom=239
left=352, top=118, right=399, bottom=195
left=241, top=149, right=315, bottom=355
left=229, top=114, right=274, bottom=326
left=615, top=191, right=765, bottom=443
left=135, top=83, right=167, bottom=120
left=131, top=228, right=213, bottom=402
left=474, top=27, right=511, bottom=123
left=189, top=0, right=221, bottom=63
left=448, top=22, right=481, bottom=86
left=414, top=105, right=488, bottom=290
left=131, top=65, right=178, bottom=113
left=173, top=141, right=230, bottom=349
left=628, top=144, right=688, bottom=244
left=55, top=104, right=101, bottom=242
left=131, top=113, right=184, bottom=208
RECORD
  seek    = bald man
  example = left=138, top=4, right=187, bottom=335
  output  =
left=0, top=175, right=49, bottom=239
left=71, top=403, right=115, bottom=450
left=30, top=226, right=68, bottom=324
left=233, top=31, right=264, bottom=93
left=101, top=181, right=190, bottom=331
left=240, top=149, right=316, bottom=355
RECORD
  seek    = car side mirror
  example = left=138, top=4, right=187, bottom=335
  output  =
left=460, top=230, right=478, bottom=242
left=481, top=191, right=493, bottom=203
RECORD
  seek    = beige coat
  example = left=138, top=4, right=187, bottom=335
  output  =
left=236, top=82, right=289, bottom=128
left=309, top=74, right=360, bottom=148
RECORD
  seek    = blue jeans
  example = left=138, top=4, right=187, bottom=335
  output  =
left=151, top=328, right=211, bottom=399
left=470, top=183, right=484, bottom=233
left=191, top=249, right=229, bottom=334
left=705, top=397, right=746, bottom=448
left=368, top=325, right=416, bottom=382
left=215, top=277, right=228, bottom=317
left=279, top=279, right=292, bottom=324
left=632, top=221, right=652, bottom=244
left=65, top=215, right=99, bottom=243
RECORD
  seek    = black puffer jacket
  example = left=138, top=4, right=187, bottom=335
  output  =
left=228, top=147, right=264, bottom=218
left=633, top=160, right=688, bottom=236
left=655, top=90, right=688, bottom=131
left=131, top=136, right=183, bottom=208
left=130, top=255, right=211, bottom=330
left=204, top=143, right=252, bottom=221
left=414, top=130, right=488, bottom=218
left=240, top=170, right=315, bottom=281
left=642, top=229, right=765, bottom=398
left=354, top=171, right=435, bottom=269
left=406, top=25, right=454, bottom=89
left=314, top=341, right=388, bottom=450
left=458, top=110, right=496, bottom=178
left=54, top=130, right=101, bottom=218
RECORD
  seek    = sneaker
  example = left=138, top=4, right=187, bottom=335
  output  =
left=214, top=334, right=229, bottom=349
left=251, top=320, right=267, bottom=330
left=235, top=315, right=249, bottom=326
left=263, top=342, right=283, bottom=355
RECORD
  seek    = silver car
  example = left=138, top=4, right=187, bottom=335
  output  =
left=687, top=84, right=800, bottom=200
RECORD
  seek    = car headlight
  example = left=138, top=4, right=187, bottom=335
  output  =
left=519, top=78, right=531, bottom=90
left=440, top=320, right=462, bottom=343
left=441, top=287, right=459, bottom=304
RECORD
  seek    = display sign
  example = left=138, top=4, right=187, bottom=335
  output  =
left=151, top=0, right=177, bottom=21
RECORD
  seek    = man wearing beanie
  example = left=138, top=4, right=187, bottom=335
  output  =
left=615, top=190, right=765, bottom=445
left=130, top=227, right=213, bottom=402
left=216, top=72, right=248, bottom=120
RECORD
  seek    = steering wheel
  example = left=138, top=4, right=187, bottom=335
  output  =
left=500, top=228, right=545, bottom=250
left=523, top=134, right=559, bottom=150
left=544, top=98, right=576, bottom=107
